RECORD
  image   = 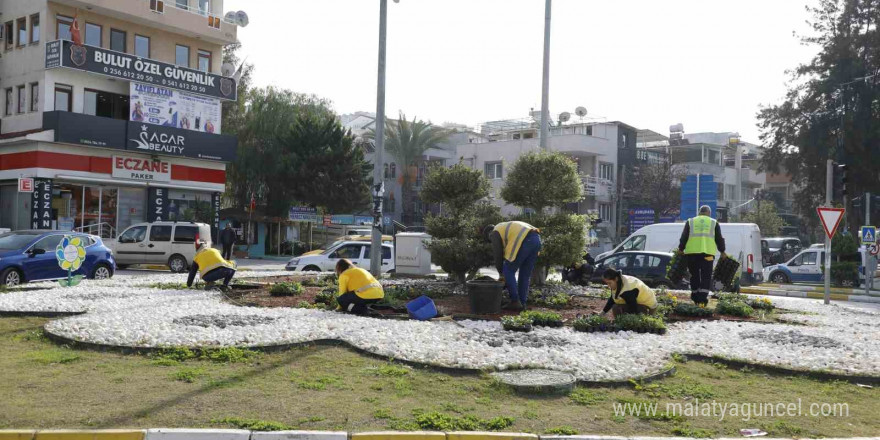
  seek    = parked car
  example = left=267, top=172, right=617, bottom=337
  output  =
left=762, top=248, right=830, bottom=284
left=589, top=251, right=687, bottom=289
left=762, top=237, right=802, bottom=266
left=0, top=230, right=115, bottom=286
left=299, top=235, right=394, bottom=257
left=286, top=240, right=395, bottom=273
left=598, top=222, right=764, bottom=285
left=113, top=222, right=212, bottom=272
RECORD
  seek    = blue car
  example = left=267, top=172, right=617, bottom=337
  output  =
left=0, top=230, right=116, bottom=286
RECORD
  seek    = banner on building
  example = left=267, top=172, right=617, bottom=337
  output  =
left=45, top=40, right=237, bottom=100
left=126, top=121, right=237, bottom=162
left=130, top=82, right=222, bottom=134
left=31, top=179, right=53, bottom=229
left=112, top=156, right=171, bottom=182
left=289, top=206, right=318, bottom=222
left=147, top=187, right=168, bottom=222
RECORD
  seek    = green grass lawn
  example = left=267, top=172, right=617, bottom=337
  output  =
left=1, top=317, right=878, bottom=437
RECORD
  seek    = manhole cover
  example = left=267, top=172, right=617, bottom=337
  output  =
left=491, top=369, right=576, bottom=395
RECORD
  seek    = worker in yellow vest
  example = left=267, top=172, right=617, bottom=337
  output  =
left=335, top=258, right=384, bottom=315
left=599, top=268, right=658, bottom=317
left=484, top=221, right=542, bottom=311
left=678, top=205, right=727, bottom=305
left=187, top=240, right=237, bottom=290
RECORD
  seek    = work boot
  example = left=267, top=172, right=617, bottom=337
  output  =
left=503, top=301, right=524, bottom=312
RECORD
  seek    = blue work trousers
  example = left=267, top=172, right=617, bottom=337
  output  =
left=502, top=232, right=542, bottom=305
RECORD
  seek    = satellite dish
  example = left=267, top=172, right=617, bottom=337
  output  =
left=221, top=63, right=235, bottom=77
left=235, top=10, right=249, bottom=27
left=224, top=11, right=237, bottom=23
left=575, top=106, right=588, bottom=117
left=559, top=112, right=571, bottom=123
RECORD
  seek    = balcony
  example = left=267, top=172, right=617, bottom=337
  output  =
left=52, top=0, right=237, bottom=45
left=582, top=175, right=614, bottom=202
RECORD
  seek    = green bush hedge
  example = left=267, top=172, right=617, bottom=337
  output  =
left=830, top=261, right=859, bottom=287
left=269, top=281, right=303, bottom=296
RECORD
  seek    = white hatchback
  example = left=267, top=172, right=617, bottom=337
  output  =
left=286, top=240, right=394, bottom=273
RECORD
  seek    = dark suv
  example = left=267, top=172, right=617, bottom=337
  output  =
left=590, top=251, right=687, bottom=288
left=762, top=237, right=802, bottom=266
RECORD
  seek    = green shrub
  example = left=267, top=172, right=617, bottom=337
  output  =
left=511, top=212, right=588, bottom=282
left=314, top=288, right=338, bottom=308
left=614, top=314, right=667, bottom=333
left=572, top=314, right=610, bottom=332
left=173, top=367, right=207, bottom=383
left=716, top=299, right=754, bottom=317
left=531, top=291, right=571, bottom=308
left=673, top=303, right=714, bottom=317
left=569, top=387, right=606, bottom=405
left=830, top=261, right=859, bottom=287
left=213, top=417, right=294, bottom=431
left=270, top=281, right=303, bottom=296
left=501, top=315, right=532, bottom=330
left=545, top=426, right=578, bottom=435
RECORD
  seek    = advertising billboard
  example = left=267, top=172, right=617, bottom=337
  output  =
left=130, top=82, right=221, bottom=134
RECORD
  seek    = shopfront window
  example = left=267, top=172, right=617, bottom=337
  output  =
left=168, top=190, right=212, bottom=223
left=52, top=184, right=138, bottom=239
left=0, top=185, right=32, bottom=230
left=117, top=187, right=145, bottom=233
left=84, top=89, right=130, bottom=120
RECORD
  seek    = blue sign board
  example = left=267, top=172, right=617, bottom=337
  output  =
left=861, top=226, right=877, bottom=245
left=629, top=208, right=655, bottom=232
left=680, top=174, right=717, bottom=220
left=289, top=206, right=318, bottom=222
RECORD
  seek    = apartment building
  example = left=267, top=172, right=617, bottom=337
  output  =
left=0, top=0, right=240, bottom=240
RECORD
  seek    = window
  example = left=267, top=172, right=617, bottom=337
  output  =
left=17, top=85, right=25, bottom=114
left=30, top=14, right=39, bottom=43
left=149, top=225, right=172, bottom=242
left=619, top=132, right=628, bottom=148
left=384, top=195, right=395, bottom=213
left=199, top=0, right=210, bottom=15
left=54, top=84, right=72, bottom=112
left=119, top=226, right=147, bottom=243
left=197, top=49, right=211, bottom=72
left=718, top=183, right=725, bottom=201
left=364, top=245, right=393, bottom=260
left=485, top=161, right=503, bottom=180
left=83, top=89, right=131, bottom=119
left=633, top=254, right=662, bottom=268
left=30, top=83, right=39, bottom=112
left=56, top=15, right=72, bottom=40
left=173, top=226, right=199, bottom=243
left=603, top=254, right=631, bottom=271
left=17, top=17, right=27, bottom=47
left=622, top=235, right=646, bottom=251
left=599, top=203, right=612, bottom=223
left=134, top=34, right=150, bottom=58
left=331, top=244, right=363, bottom=260
left=4, top=22, right=12, bottom=49
left=383, top=164, right=389, bottom=179
left=598, top=163, right=614, bottom=181
left=150, top=0, right=165, bottom=13
left=110, top=29, right=126, bottom=52
left=85, top=22, right=101, bottom=47
left=176, top=0, right=189, bottom=9
left=390, top=163, right=396, bottom=178
left=522, top=132, right=535, bottom=139
left=175, top=44, right=190, bottom=67
left=32, top=235, right=64, bottom=253
left=4, top=88, right=12, bottom=116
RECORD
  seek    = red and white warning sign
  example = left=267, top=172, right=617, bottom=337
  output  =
left=18, top=177, right=34, bottom=192
left=817, top=207, right=846, bottom=239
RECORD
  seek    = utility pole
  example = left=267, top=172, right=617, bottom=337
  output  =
left=539, top=0, right=551, bottom=150
left=866, top=192, right=873, bottom=294
left=369, top=0, right=389, bottom=276
left=824, top=159, right=832, bottom=305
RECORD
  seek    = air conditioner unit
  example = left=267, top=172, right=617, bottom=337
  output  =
left=150, top=0, right=165, bottom=14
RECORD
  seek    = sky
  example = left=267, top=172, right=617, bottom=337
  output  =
left=225, top=0, right=820, bottom=143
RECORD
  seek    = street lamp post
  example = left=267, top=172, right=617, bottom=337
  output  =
left=539, top=0, right=552, bottom=150
left=370, top=0, right=391, bottom=276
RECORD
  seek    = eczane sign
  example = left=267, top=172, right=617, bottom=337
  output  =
left=112, top=156, right=171, bottom=182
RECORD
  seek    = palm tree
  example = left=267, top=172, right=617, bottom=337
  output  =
left=366, top=112, right=451, bottom=224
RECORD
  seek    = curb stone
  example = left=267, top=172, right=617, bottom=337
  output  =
left=35, top=430, right=145, bottom=440
left=540, top=436, right=627, bottom=440
left=351, top=433, right=446, bottom=440
left=145, top=429, right=249, bottom=440
left=741, top=287, right=880, bottom=303
left=447, top=433, right=538, bottom=440
left=250, top=432, right=347, bottom=440
left=0, top=431, right=36, bottom=440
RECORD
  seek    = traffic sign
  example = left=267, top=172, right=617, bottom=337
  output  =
left=18, top=177, right=33, bottom=192
left=817, top=207, right=846, bottom=239
left=861, top=226, right=877, bottom=245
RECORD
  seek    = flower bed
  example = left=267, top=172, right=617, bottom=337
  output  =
left=519, top=310, right=563, bottom=328
left=500, top=315, right=533, bottom=332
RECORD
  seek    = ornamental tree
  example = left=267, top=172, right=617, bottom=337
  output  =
left=500, top=150, right=583, bottom=213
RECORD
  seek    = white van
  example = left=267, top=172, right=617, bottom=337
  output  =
left=598, top=222, right=764, bottom=285
left=113, top=222, right=213, bottom=272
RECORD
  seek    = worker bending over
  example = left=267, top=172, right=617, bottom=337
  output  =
left=484, top=221, right=542, bottom=311
left=679, top=205, right=727, bottom=305
left=335, top=258, right=384, bottom=315
left=187, top=240, right=237, bottom=291
left=600, top=268, right=658, bottom=317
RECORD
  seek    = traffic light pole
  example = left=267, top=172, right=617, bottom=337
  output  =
left=824, top=159, right=832, bottom=305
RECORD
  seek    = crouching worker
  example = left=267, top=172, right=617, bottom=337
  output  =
left=335, top=258, right=384, bottom=315
left=187, top=240, right=237, bottom=290
left=600, top=268, right=657, bottom=318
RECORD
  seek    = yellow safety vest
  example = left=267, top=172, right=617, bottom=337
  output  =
left=494, top=221, right=538, bottom=262
left=338, top=267, right=384, bottom=300
left=684, top=215, right=718, bottom=256
left=612, top=275, right=657, bottom=309
left=193, top=248, right=235, bottom=277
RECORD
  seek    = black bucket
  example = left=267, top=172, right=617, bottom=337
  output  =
left=467, top=280, right=504, bottom=314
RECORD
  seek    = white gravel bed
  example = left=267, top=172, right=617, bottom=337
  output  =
left=3, top=273, right=880, bottom=382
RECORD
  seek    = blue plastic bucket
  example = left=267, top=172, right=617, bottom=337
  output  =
left=406, top=295, right=438, bottom=321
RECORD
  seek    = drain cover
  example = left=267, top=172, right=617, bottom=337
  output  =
left=491, top=369, right=576, bottom=395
